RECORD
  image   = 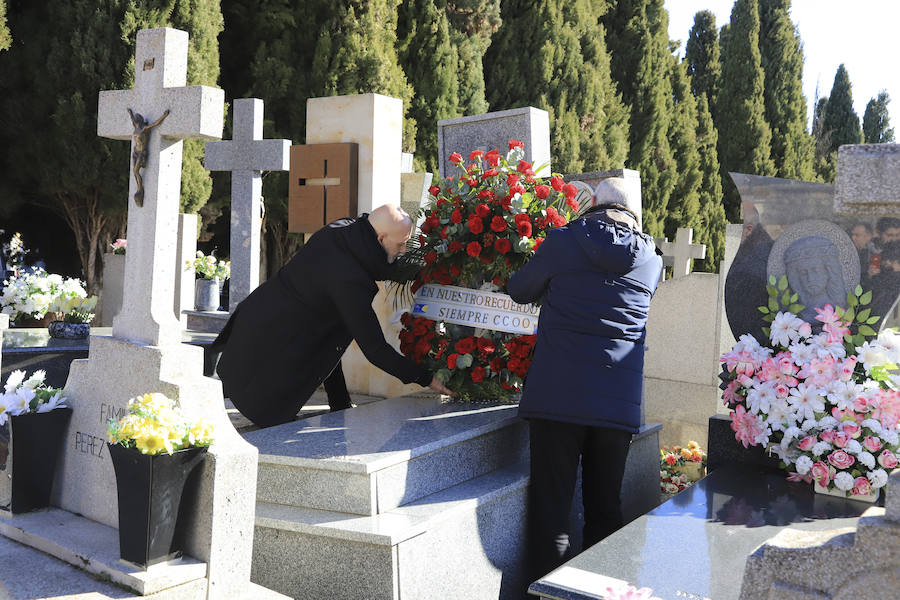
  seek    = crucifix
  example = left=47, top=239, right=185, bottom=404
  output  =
left=97, top=28, right=224, bottom=346
left=288, top=143, right=359, bottom=233
left=657, top=227, right=706, bottom=279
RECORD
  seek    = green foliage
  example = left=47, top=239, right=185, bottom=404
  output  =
left=0, top=0, right=10, bottom=51
left=757, top=0, right=815, bottom=181
left=684, top=10, right=720, bottom=107
left=822, top=64, right=862, bottom=152
left=445, top=0, right=499, bottom=117
left=863, top=91, right=895, bottom=144
left=485, top=0, right=629, bottom=176
left=603, top=0, right=675, bottom=238
left=666, top=58, right=702, bottom=242
left=716, top=0, right=775, bottom=223
left=812, top=94, right=834, bottom=181
left=694, top=94, right=726, bottom=273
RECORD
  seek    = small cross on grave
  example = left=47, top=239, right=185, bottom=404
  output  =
left=288, top=143, right=359, bottom=233
left=205, top=98, right=290, bottom=311
left=656, top=227, right=706, bottom=279
left=97, top=28, right=223, bottom=346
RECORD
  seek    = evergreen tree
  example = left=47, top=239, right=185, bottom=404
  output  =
left=685, top=10, right=720, bottom=107
left=603, top=0, right=676, bottom=238
left=822, top=64, right=861, bottom=152
left=716, top=0, right=774, bottom=222
left=0, top=0, right=10, bottom=51
left=485, top=0, right=629, bottom=175
left=445, top=0, right=500, bottom=116
left=397, top=0, right=460, bottom=172
left=666, top=58, right=702, bottom=240
left=695, top=94, right=726, bottom=273
left=757, top=0, right=814, bottom=180
left=863, top=91, right=894, bottom=143
left=0, top=0, right=223, bottom=293
left=811, top=94, right=833, bottom=181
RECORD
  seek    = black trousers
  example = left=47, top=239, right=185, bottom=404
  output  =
left=527, top=418, right=633, bottom=581
left=323, top=360, right=353, bottom=411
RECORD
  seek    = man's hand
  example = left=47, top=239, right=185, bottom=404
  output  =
left=428, top=376, right=455, bottom=397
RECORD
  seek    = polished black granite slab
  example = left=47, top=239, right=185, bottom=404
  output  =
left=529, top=464, right=878, bottom=600
left=1, top=328, right=218, bottom=387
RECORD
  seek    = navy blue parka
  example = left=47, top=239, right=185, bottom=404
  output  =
left=506, top=208, right=662, bottom=433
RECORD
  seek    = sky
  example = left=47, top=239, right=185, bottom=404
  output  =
left=665, top=0, right=900, bottom=129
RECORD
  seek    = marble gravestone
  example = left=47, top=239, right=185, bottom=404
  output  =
left=206, top=99, right=290, bottom=312
left=438, top=107, right=551, bottom=177
left=0, top=28, right=279, bottom=600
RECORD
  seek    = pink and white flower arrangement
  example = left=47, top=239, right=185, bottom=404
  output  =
left=721, top=277, right=900, bottom=499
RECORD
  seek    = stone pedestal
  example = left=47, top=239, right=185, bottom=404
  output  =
left=100, top=253, right=125, bottom=327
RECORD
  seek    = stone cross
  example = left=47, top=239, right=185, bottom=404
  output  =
left=656, top=227, right=706, bottom=279
left=97, top=28, right=223, bottom=346
left=205, top=98, right=290, bottom=311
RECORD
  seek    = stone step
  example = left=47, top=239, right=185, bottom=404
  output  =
left=244, top=396, right=527, bottom=516
left=251, top=463, right=530, bottom=600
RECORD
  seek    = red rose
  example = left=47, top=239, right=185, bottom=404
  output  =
left=424, top=251, right=437, bottom=265
left=495, top=238, right=512, bottom=254
left=468, top=215, right=484, bottom=234
left=490, top=357, right=505, bottom=372
left=506, top=173, right=520, bottom=187
left=449, top=152, right=463, bottom=165
left=507, top=357, right=521, bottom=373
left=476, top=203, right=491, bottom=218
left=510, top=183, right=526, bottom=196
left=448, top=353, right=460, bottom=369
left=533, top=237, right=545, bottom=252
left=440, top=226, right=449, bottom=239
left=550, top=175, right=564, bottom=191
left=485, top=150, right=501, bottom=167
left=514, top=213, right=531, bottom=226
left=481, top=169, right=499, bottom=180
left=562, top=183, right=577, bottom=199
left=451, top=208, right=463, bottom=224
left=400, top=312, right=412, bottom=326
left=517, top=221, right=533, bottom=238
left=477, top=337, right=496, bottom=354
left=471, top=366, right=486, bottom=383
left=509, top=139, right=524, bottom=149
left=491, top=216, right=507, bottom=233
left=450, top=264, right=461, bottom=277
left=500, top=196, right=512, bottom=211
left=535, top=185, right=550, bottom=199
left=466, top=241, right=482, bottom=257
left=467, top=178, right=479, bottom=187
left=428, top=185, right=441, bottom=197
left=479, top=252, right=493, bottom=264
left=517, top=160, right=532, bottom=174
left=566, top=197, right=579, bottom=212
left=477, top=189, right=494, bottom=199
left=455, top=337, right=476, bottom=355
left=470, top=150, right=484, bottom=161
left=449, top=241, right=463, bottom=253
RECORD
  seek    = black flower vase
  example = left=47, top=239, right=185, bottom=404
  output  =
left=0, top=408, right=73, bottom=513
left=107, top=443, right=207, bottom=567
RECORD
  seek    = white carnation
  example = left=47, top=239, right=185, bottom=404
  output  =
left=868, top=469, right=889, bottom=489
left=859, top=451, right=876, bottom=470
left=817, top=416, right=838, bottom=430
left=833, top=471, right=854, bottom=491
left=882, top=430, right=900, bottom=446
left=862, top=419, right=884, bottom=435
left=795, top=455, right=813, bottom=475
left=812, top=441, right=832, bottom=457
left=845, top=440, right=863, bottom=456
left=801, top=419, right=818, bottom=432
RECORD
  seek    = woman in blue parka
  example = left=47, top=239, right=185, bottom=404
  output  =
left=507, top=178, right=662, bottom=580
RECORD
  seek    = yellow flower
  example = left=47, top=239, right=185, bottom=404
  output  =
left=687, top=441, right=700, bottom=450
left=680, top=448, right=693, bottom=460
left=135, top=428, right=169, bottom=455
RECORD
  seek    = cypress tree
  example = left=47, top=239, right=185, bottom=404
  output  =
left=666, top=58, right=702, bottom=240
left=822, top=64, right=861, bottom=152
left=445, top=0, right=500, bottom=116
left=397, top=0, right=460, bottom=172
left=758, top=0, right=814, bottom=180
left=811, top=94, right=834, bottom=181
left=695, top=94, right=726, bottom=273
left=0, top=0, right=10, bottom=51
left=603, top=0, right=676, bottom=238
left=716, top=0, right=774, bottom=222
left=685, top=10, right=720, bottom=108
left=863, top=91, right=894, bottom=143
left=485, top=0, right=629, bottom=175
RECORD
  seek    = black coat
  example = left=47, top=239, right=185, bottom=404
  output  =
left=507, top=209, right=662, bottom=433
left=213, top=215, right=431, bottom=426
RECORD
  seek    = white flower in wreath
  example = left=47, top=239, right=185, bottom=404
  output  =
left=868, top=468, right=889, bottom=488
left=800, top=418, right=818, bottom=431
left=770, top=312, right=807, bottom=347
left=876, top=329, right=900, bottom=363
left=862, top=419, right=884, bottom=435
left=812, top=441, right=832, bottom=457
left=765, top=402, right=797, bottom=432
left=833, top=471, right=854, bottom=491
left=826, top=381, right=862, bottom=411
left=734, top=333, right=764, bottom=356
left=809, top=333, right=846, bottom=360
left=857, top=341, right=889, bottom=373
left=858, top=451, right=876, bottom=470
left=788, top=383, right=825, bottom=422
left=789, top=341, right=816, bottom=366
left=747, top=381, right=777, bottom=414
left=781, top=426, right=803, bottom=448
left=794, top=455, right=813, bottom=475
left=844, top=439, right=862, bottom=456
left=881, top=429, right=899, bottom=446
left=816, top=415, right=839, bottom=430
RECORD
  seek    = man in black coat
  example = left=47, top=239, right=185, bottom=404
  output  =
left=212, top=204, right=452, bottom=427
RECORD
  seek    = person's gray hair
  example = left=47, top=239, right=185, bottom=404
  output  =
left=592, top=178, right=641, bottom=229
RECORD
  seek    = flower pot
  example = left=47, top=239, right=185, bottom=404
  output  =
left=107, top=444, right=207, bottom=567
left=194, top=278, right=221, bottom=312
left=13, top=314, right=53, bottom=328
left=47, top=321, right=90, bottom=340
left=813, top=482, right=879, bottom=503
left=673, top=461, right=705, bottom=482
left=0, top=408, right=73, bottom=513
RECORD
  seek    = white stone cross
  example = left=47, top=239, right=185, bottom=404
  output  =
left=656, top=227, right=706, bottom=279
left=205, top=98, right=291, bottom=311
left=97, top=28, right=224, bottom=346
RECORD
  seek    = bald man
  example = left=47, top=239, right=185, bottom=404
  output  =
left=212, top=205, right=451, bottom=427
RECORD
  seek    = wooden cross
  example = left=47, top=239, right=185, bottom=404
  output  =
left=288, top=143, right=358, bottom=233
left=205, top=99, right=290, bottom=311
left=97, top=28, right=223, bottom=346
left=656, top=228, right=706, bottom=279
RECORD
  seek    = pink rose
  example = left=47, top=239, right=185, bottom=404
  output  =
left=852, top=476, right=872, bottom=497
left=809, top=461, right=834, bottom=487
left=820, top=430, right=837, bottom=443
left=797, top=435, right=818, bottom=451
left=878, top=449, right=899, bottom=469
left=828, top=450, right=855, bottom=469
left=832, top=432, right=851, bottom=448
left=854, top=396, right=873, bottom=413
left=840, top=421, right=862, bottom=439
left=774, top=382, right=790, bottom=398
left=864, top=435, right=884, bottom=453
